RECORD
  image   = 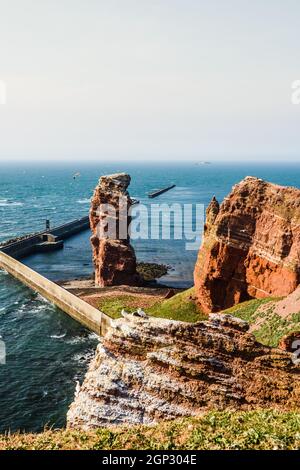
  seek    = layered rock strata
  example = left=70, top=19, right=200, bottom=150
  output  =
left=90, top=173, right=140, bottom=287
left=67, top=312, right=300, bottom=429
left=194, top=177, right=300, bottom=313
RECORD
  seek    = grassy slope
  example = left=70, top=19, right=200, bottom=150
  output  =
left=97, top=295, right=140, bottom=319
left=1, top=411, right=300, bottom=450
left=97, top=287, right=300, bottom=346
left=98, top=287, right=205, bottom=322
left=97, top=289, right=300, bottom=345
left=147, top=287, right=205, bottom=322
left=222, top=298, right=300, bottom=347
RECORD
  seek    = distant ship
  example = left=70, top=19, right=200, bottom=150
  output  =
left=196, top=161, right=211, bottom=165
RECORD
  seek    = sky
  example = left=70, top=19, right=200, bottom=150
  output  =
left=0, top=0, right=300, bottom=163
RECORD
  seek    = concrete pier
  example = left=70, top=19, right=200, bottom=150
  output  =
left=0, top=215, right=115, bottom=336
left=0, top=251, right=111, bottom=336
left=0, top=216, right=90, bottom=259
left=148, top=184, right=176, bottom=198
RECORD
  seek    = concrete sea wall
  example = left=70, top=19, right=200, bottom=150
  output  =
left=0, top=216, right=90, bottom=259
left=0, top=252, right=111, bottom=336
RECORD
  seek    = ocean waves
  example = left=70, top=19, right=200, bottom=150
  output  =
left=0, top=199, right=24, bottom=207
left=77, top=198, right=91, bottom=204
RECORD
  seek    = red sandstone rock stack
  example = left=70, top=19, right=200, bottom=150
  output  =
left=194, top=176, right=300, bottom=313
left=90, top=173, right=140, bottom=287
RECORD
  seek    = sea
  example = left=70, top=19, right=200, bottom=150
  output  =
left=0, top=161, right=300, bottom=432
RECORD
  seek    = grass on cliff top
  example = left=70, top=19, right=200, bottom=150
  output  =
left=147, top=287, right=205, bottom=322
left=222, top=297, right=300, bottom=347
left=97, top=288, right=205, bottom=323
left=98, top=288, right=300, bottom=346
left=97, top=295, right=140, bottom=319
left=1, top=410, right=300, bottom=450
left=221, top=298, right=275, bottom=322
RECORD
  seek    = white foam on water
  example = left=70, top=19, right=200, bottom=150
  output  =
left=50, top=333, right=66, bottom=339
left=88, top=332, right=100, bottom=341
left=35, top=294, right=52, bottom=305
left=66, top=332, right=99, bottom=345
left=66, top=336, right=88, bottom=345
left=77, top=198, right=91, bottom=204
left=72, top=349, right=95, bottom=364
left=0, top=200, right=24, bottom=207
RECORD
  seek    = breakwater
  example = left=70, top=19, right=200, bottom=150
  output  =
left=0, top=216, right=90, bottom=259
left=0, top=215, right=113, bottom=336
left=148, top=184, right=176, bottom=198
left=0, top=251, right=111, bottom=336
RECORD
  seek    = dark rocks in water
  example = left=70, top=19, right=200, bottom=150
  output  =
left=137, top=262, right=170, bottom=282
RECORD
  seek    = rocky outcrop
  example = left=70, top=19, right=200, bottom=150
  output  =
left=194, top=176, right=300, bottom=313
left=67, top=312, right=300, bottom=429
left=90, top=173, right=140, bottom=287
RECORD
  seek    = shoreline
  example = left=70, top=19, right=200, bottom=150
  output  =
left=56, top=261, right=178, bottom=293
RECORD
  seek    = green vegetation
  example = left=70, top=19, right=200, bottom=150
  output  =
left=98, top=287, right=300, bottom=346
left=147, top=287, right=205, bottom=322
left=97, top=288, right=204, bottom=322
left=222, top=298, right=275, bottom=322
left=97, top=295, right=138, bottom=319
left=222, top=298, right=300, bottom=347
left=1, top=410, right=300, bottom=450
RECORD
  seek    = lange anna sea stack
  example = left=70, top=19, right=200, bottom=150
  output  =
left=90, top=173, right=140, bottom=287
left=194, top=176, right=300, bottom=313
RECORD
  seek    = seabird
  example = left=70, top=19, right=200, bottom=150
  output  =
left=75, top=380, right=81, bottom=397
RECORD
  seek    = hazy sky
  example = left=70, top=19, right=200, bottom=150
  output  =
left=0, top=0, right=300, bottom=162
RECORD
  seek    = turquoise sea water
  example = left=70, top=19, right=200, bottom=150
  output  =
left=0, top=162, right=300, bottom=432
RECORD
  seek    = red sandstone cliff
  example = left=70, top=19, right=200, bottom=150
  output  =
left=194, top=176, right=300, bottom=313
left=67, top=312, right=300, bottom=429
left=90, top=173, right=140, bottom=287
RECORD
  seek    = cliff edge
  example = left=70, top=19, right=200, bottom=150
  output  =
left=67, top=312, right=300, bottom=429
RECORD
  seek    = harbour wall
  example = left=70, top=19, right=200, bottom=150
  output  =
left=0, top=251, right=111, bottom=336
left=0, top=216, right=90, bottom=259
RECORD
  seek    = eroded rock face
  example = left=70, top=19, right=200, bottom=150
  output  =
left=90, top=173, right=140, bottom=287
left=194, top=176, right=300, bottom=313
left=67, top=313, right=300, bottom=429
